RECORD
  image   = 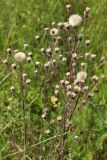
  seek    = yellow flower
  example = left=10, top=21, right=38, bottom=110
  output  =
left=7, top=106, right=12, bottom=111
left=51, top=96, right=58, bottom=107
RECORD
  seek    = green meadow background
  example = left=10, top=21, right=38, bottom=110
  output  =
left=0, top=0, right=107, bottom=159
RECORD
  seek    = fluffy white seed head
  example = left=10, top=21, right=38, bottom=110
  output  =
left=15, top=52, right=26, bottom=62
left=69, top=14, right=82, bottom=27
left=77, top=71, right=87, bottom=82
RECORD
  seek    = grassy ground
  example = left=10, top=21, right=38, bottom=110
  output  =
left=0, top=0, right=107, bottom=159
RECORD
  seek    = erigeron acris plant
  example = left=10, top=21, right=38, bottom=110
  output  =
left=1, top=4, right=105, bottom=160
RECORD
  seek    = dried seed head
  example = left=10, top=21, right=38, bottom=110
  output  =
left=67, top=91, right=71, bottom=96
left=44, top=61, right=51, bottom=69
left=46, top=48, right=52, bottom=54
left=64, top=22, right=70, bottom=30
left=57, top=22, right=64, bottom=28
left=85, top=40, right=90, bottom=47
left=52, top=59, right=56, bottom=64
left=40, top=48, right=45, bottom=54
left=7, top=48, right=12, bottom=54
left=3, top=59, right=8, bottom=65
left=83, top=86, right=89, bottom=92
left=50, top=119, right=55, bottom=124
left=60, top=80, right=65, bottom=85
left=71, top=92, right=76, bottom=99
left=10, top=86, right=15, bottom=92
left=78, top=34, right=83, bottom=41
left=100, top=56, right=105, bottom=63
left=74, top=85, right=81, bottom=93
left=72, top=53, right=78, bottom=60
left=51, top=22, right=56, bottom=27
left=77, top=71, right=87, bottom=82
left=35, top=61, right=40, bottom=67
left=44, top=27, right=49, bottom=34
left=27, top=57, right=31, bottom=63
left=22, top=73, right=27, bottom=80
left=26, top=79, right=31, bottom=85
left=15, top=52, right=26, bottom=62
left=55, top=89, right=59, bottom=95
left=92, top=75, right=99, bottom=83
left=65, top=80, right=70, bottom=86
left=45, top=129, right=50, bottom=134
left=28, top=52, right=33, bottom=57
left=11, top=63, right=17, bottom=70
left=50, top=28, right=59, bottom=36
left=62, top=57, right=67, bottom=62
left=85, top=52, right=90, bottom=59
left=90, top=54, right=96, bottom=60
left=34, top=70, right=38, bottom=75
left=35, top=35, right=40, bottom=41
left=55, top=85, right=59, bottom=89
left=88, top=93, right=94, bottom=99
left=86, top=7, right=90, bottom=13
left=24, top=44, right=29, bottom=50
left=80, top=63, right=85, bottom=69
left=54, top=47, right=59, bottom=53
left=66, top=72, right=70, bottom=78
left=66, top=85, right=72, bottom=91
left=14, top=50, right=19, bottom=54
left=57, top=116, right=62, bottom=121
